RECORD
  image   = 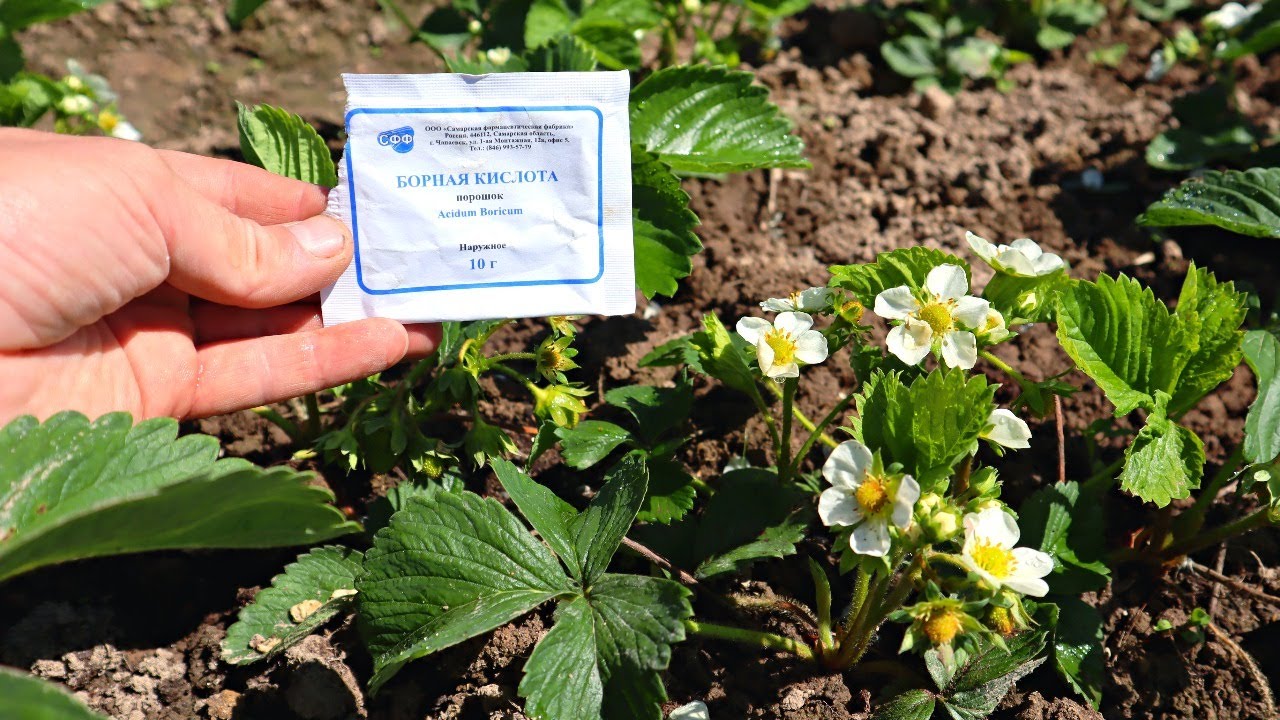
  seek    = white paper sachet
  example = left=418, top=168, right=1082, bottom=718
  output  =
left=322, top=72, right=635, bottom=325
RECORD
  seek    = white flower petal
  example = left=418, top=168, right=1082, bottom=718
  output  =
left=819, top=488, right=863, bottom=527
left=965, top=231, right=998, bottom=263
left=1031, top=252, right=1066, bottom=275
left=967, top=506, right=1020, bottom=548
left=940, top=330, right=977, bottom=369
left=774, top=311, right=814, bottom=336
left=823, top=440, right=873, bottom=488
left=1012, top=547, right=1056, bottom=580
left=736, top=317, right=771, bottom=345
left=994, top=248, right=1038, bottom=276
left=797, top=287, right=834, bottom=312
left=755, top=337, right=776, bottom=375
left=887, top=321, right=933, bottom=366
left=760, top=298, right=793, bottom=312
left=1003, top=574, right=1050, bottom=598
left=851, top=519, right=891, bottom=557
left=794, top=331, right=829, bottom=365
left=985, top=408, right=1031, bottom=449
left=766, top=362, right=800, bottom=380
left=112, top=121, right=142, bottom=142
left=952, top=296, right=990, bottom=328
left=1008, top=238, right=1044, bottom=261
left=873, top=286, right=919, bottom=320
left=891, top=474, right=920, bottom=529
left=670, top=702, right=710, bottom=720
left=925, top=264, right=969, bottom=301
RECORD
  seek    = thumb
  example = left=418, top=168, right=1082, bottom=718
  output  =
left=158, top=179, right=353, bottom=308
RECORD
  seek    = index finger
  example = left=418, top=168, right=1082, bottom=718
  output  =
left=158, top=150, right=330, bottom=225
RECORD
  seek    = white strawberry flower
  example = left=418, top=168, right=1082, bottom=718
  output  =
left=965, top=232, right=1066, bottom=277
left=818, top=440, right=921, bottom=557
left=977, top=307, right=1012, bottom=344
left=982, top=408, right=1031, bottom=449
left=873, top=264, right=989, bottom=370
left=670, top=702, right=709, bottom=720
left=1204, top=2, right=1259, bottom=31
left=760, top=287, right=834, bottom=313
left=736, top=312, right=829, bottom=381
left=959, top=507, right=1054, bottom=597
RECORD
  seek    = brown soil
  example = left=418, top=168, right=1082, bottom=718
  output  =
left=6, top=1, right=1280, bottom=719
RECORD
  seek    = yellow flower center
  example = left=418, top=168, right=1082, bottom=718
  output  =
left=969, top=541, right=1015, bottom=579
left=854, top=476, right=891, bottom=516
left=915, top=302, right=955, bottom=336
left=98, top=109, right=120, bottom=133
left=763, top=328, right=797, bottom=366
left=923, top=608, right=964, bottom=645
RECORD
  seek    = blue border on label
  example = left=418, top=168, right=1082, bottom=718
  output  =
left=345, top=106, right=605, bottom=295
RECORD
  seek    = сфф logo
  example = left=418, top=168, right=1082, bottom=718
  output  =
left=378, top=126, right=415, bottom=153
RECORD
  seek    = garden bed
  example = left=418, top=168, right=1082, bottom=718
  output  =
left=5, top=1, right=1280, bottom=718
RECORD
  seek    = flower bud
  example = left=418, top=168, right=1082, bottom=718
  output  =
left=468, top=18, right=482, bottom=34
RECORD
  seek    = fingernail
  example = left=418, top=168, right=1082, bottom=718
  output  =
left=287, top=216, right=347, bottom=259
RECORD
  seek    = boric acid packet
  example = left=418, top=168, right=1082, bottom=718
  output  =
left=322, top=72, right=635, bottom=325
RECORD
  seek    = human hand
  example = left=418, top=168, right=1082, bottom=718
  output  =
left=0, top=129, right=440, bottom=424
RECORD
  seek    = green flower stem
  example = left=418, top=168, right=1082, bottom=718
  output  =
left=979, top=349, right=1032, bottom=394
left=487, top=352, right=537, bottom=364
left=835, top=554, right=924, bottom=669
left=251, top=406, right=301, bottom=443
left=789, top=393, right=854, bottom=477
left=808, top=560, right=835, bottom=657
left=684, top=620, right=816, bottom=662
left=748, top=387, right=783, bottom=455
left=779, top=378, right=797, bottom=481
left=834, top=567, right=886, bottom=652
left=764, top=381, right=839, bottom=452
left=487, top=362, right=538, bottom=393
left=303, top=393, right=322, bottom=440
left=1180, top=444, right=1246, bottom=535
left=1162, top=507, right=1275, bottom=561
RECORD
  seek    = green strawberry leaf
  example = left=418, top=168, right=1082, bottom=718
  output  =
left=630, top=65, right=809, bottom=174
left=1018, top=482, right=1109, bottom=594
left=1137, top=168, right=1280, bottom=238
left=0, top=412, right=359, bottom=584
left=1169, top=264, right=1246, bottom=415
left=226, top=0, right=269, bottom=26
left=871, top=689, right=937, bottom=720
left=1119, top=401, right=1204, bottom=507
left=222, top=545, right=364, bottom=664
left=236, top=102, right=337, bottom=188
left=831, top=247, right=970, bottom=308
left=0, top=667, right=109, bottom=720
left=691, top=313, right=760, bottom=398
left=1051, top=598, right=1104, bottom=709
left=357, top=491, right=574, bottom=693
left=604, top=377, right=694, bottom=444
left=524, top=33, right=600, bottom=71
left=853, top=370, right=996, bottom=489
left=520, top=574, right=691, bottom=720
left=631, top=146, right=702, bottom=298
left=1244, top=329, right=1280, bottom=464
left=0, top=0, right=108, bottom=30
left=635, top=454, right=698, bottom=525
left=493, top=455, right=648, bottom=584
left=940, top=631, right=1047, bottom=720
left=1055, top=274, right=1196, bottom=416
left=555, top=420, right=634, bottom=469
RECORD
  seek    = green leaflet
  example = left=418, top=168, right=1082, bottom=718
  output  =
left=1170, top=264, right=1247, bottom=416
left=1018, top=482, right=1108, bottom=595
left=879, top=633, right=1047, bottom=720
left=357, top=491, right=573, bottom=692
left=853, top=370, right=996, bottom=489
left=524, top=0, right=658, bottom=69
left=1244, top=330, right=1280, bottom=464
left=520, top=575, right=692, bottom=720
left=692, top=313, right=760, bottom=397
left=631, top=468, right=811, bottom=579
left=226, top=0, right=269, bottom=25
left=524, top=33, right=601, bottom=71
left=0, top=0, right=107, bottom=30
left=1137, top=168, right=1280, bottom=238
left=555, top=420, right=634, bottom=469
left=629, top=65, right=809, bottom=174
left=1051, top=598, right=1104, bottom=709
left=1118, top=402, right=1205, bottom=507
left=492, top=455, right=647, bottom=584
left=222, top=546, right=365, bottom=664
left=870, top=689, right=936, bottom=720
left=0, top=412, right=359, bottom=584
left=0, top=667, right=109, bottom=720
left=831, top=247, right=970, bottom=308
left=636, top=455, right=698, bottom=525
left=632, top=146, right=702, bottom=298
left=605, top=379, right=694, bottom=444
left=236, top=102, right=338, bottom=187
left=1056, top=274, right=1192, bottom=416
